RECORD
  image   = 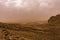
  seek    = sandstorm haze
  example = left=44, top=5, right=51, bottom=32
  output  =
left=0, top=0, right=59, bottom=23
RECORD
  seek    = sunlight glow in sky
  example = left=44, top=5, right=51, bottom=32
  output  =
left=0, top=0, right=53, bottom=8
left=4, top=0, right=23, bottom=7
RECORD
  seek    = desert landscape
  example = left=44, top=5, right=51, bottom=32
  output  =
left=0, top=0, right=60, bottom=40
left=0, top=14, right=59, bottom=40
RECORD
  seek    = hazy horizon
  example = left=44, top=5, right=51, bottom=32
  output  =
left=0, top=0, right=59, bottom=23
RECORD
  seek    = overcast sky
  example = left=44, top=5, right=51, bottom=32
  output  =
left=0, top=0, right=59, bottom=23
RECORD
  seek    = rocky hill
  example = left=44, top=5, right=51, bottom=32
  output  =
left=48, top=14, right=60, bottom=25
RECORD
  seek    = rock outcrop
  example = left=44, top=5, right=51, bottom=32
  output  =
left=48, top=14, right=60, bottom=25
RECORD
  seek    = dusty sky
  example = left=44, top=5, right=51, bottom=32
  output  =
left=0, top=0, right=59, bottom=23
